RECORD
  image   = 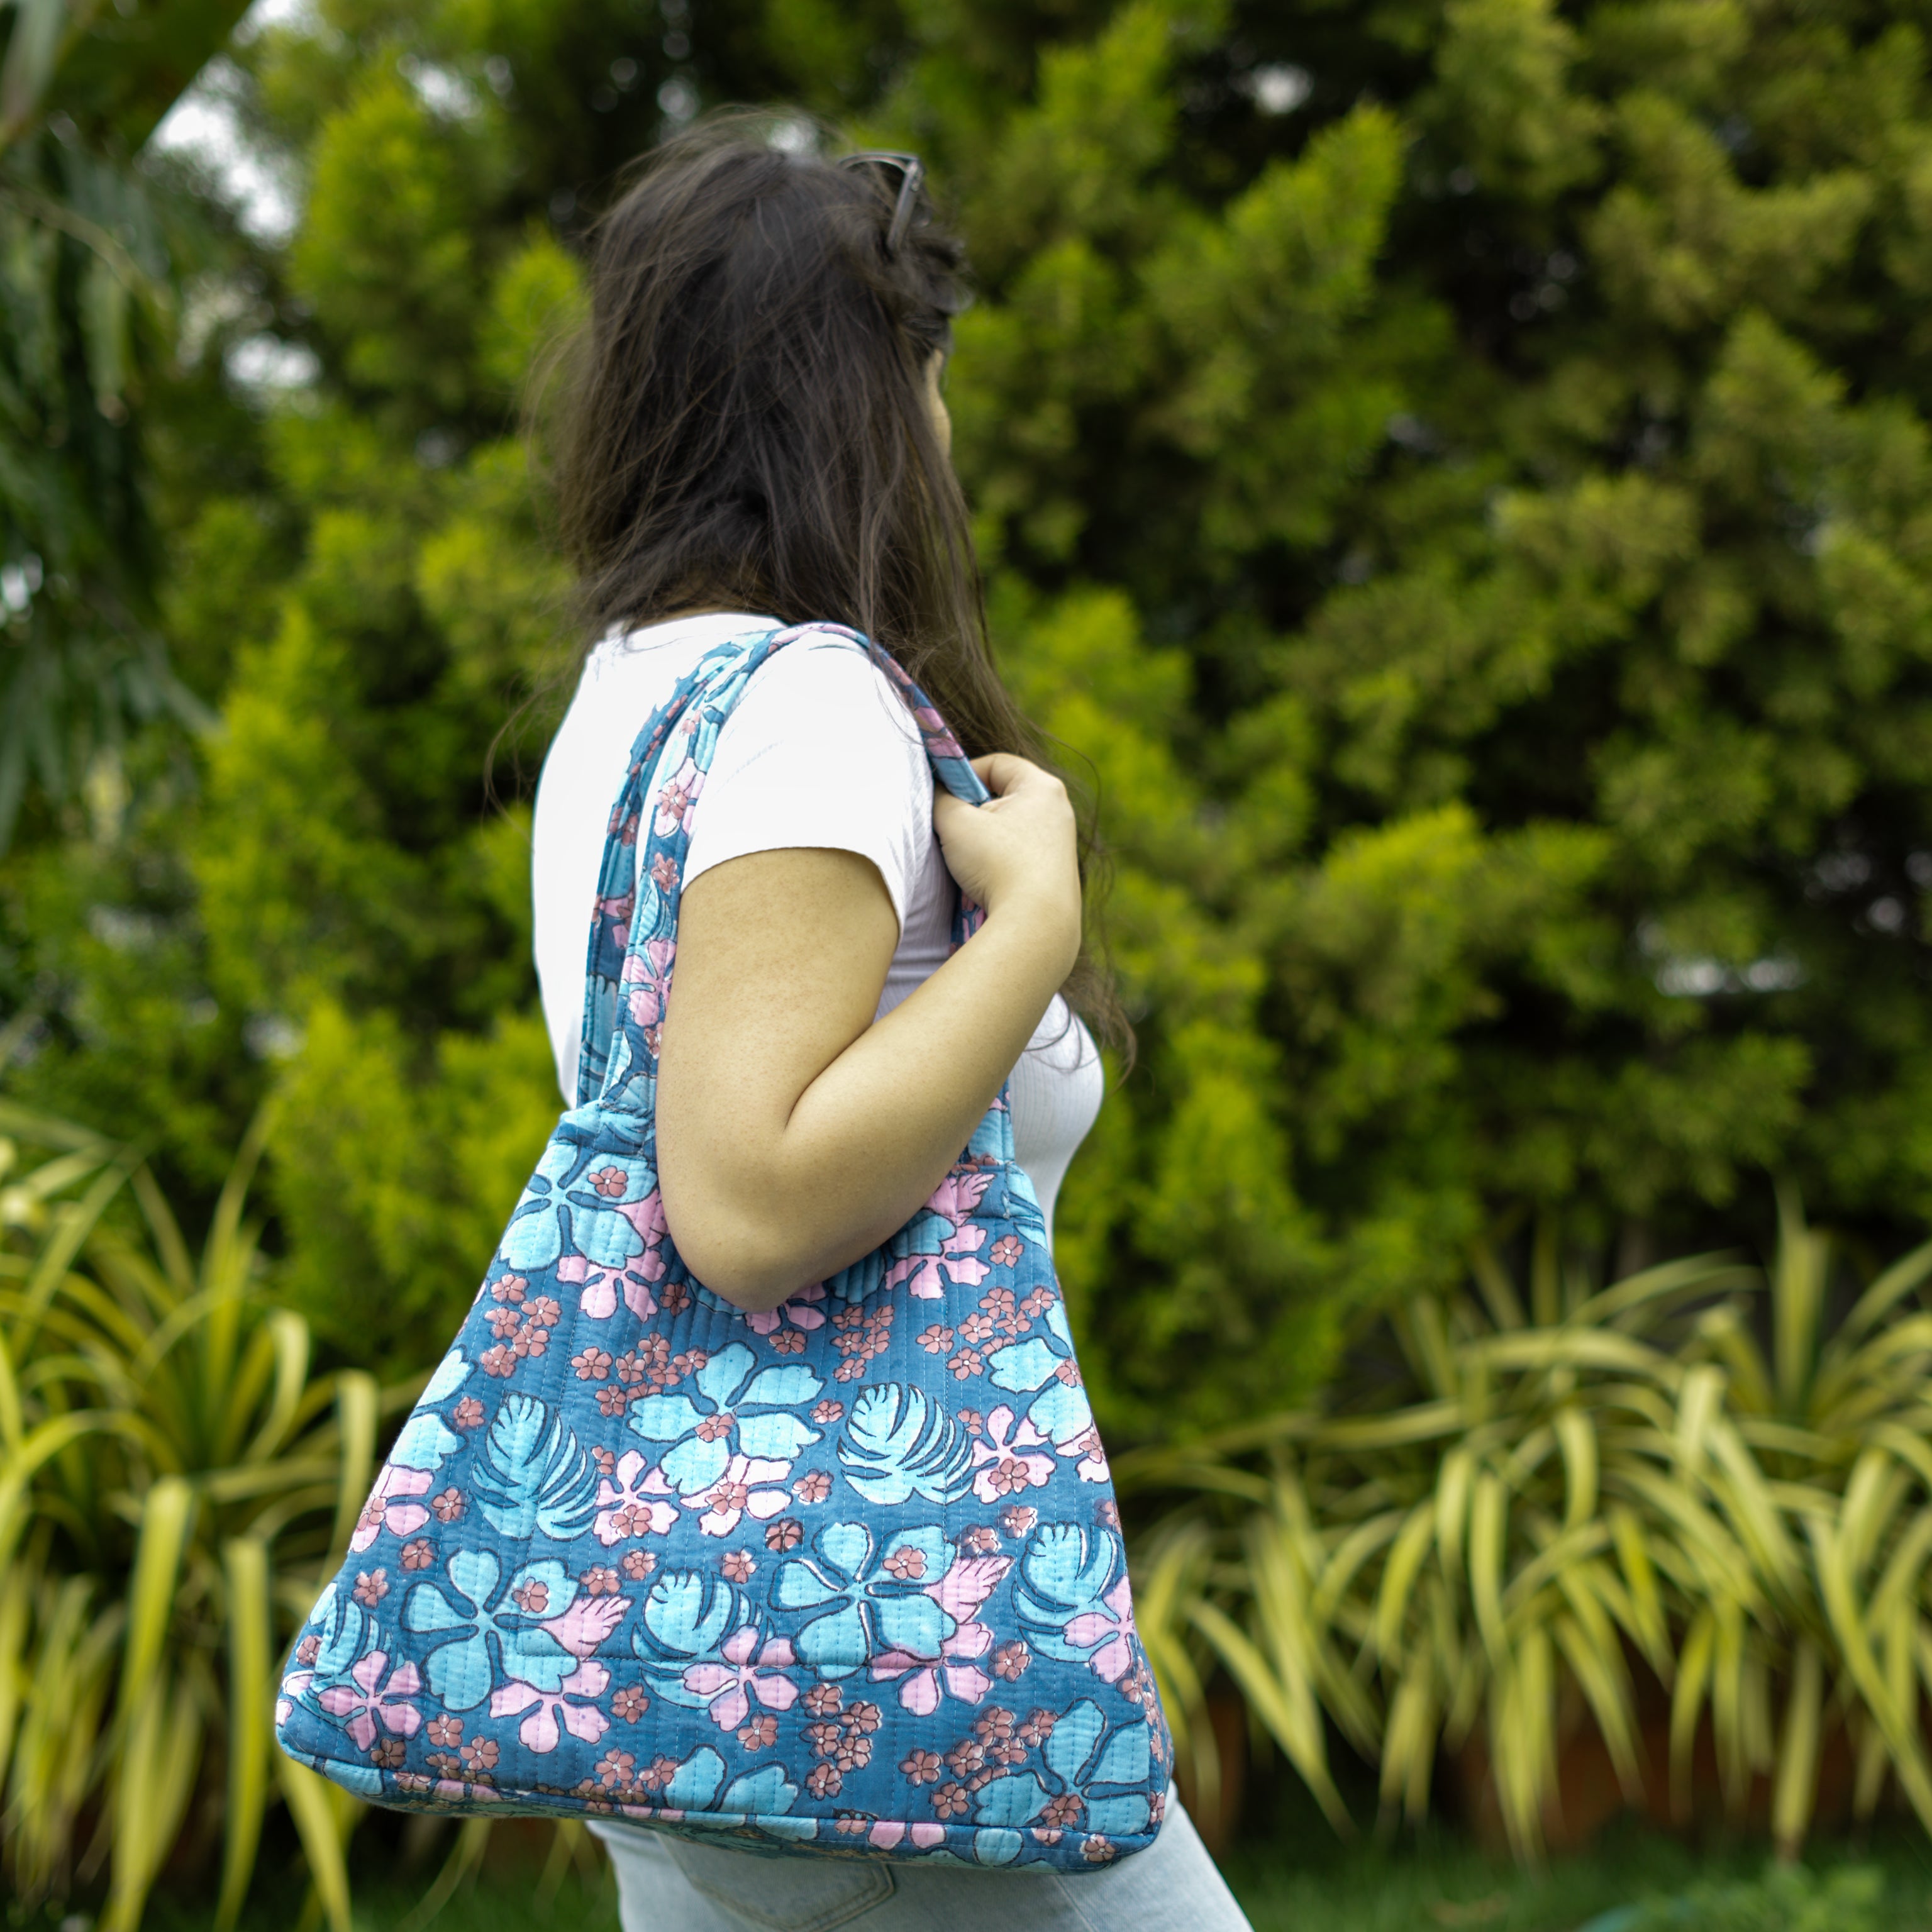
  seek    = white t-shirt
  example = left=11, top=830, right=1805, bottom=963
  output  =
left=531, top=612, right=1103, bottom=1245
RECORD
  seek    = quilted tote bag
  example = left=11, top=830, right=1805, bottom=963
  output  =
left=275, top=621, right=1172, bottom=1872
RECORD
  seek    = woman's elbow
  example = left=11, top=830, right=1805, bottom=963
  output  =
left=662, top=1198, right=815, bottom=1314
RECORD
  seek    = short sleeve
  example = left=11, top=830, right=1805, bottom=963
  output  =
left=678, top=636, right=933, bottom=935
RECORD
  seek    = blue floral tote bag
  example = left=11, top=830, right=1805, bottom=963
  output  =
left=275, top=621, right=1171, bottom=1872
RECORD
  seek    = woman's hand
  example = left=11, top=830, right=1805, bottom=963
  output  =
left=657, top=755, right=1086, bottom=1312
left=933, top=753, right=1082, bottom=982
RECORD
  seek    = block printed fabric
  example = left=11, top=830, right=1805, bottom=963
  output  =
left=274, top=623, right=1172, bottom=1872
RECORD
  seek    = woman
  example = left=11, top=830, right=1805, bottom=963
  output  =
left=532, top=122, right=1254, bottom=1932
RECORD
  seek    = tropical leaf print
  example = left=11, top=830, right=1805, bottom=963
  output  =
left=1013, top=1524, right=1135, bottom=1675
left=472, top=1394, right=601, bottom=1541
left=837, top=1382, right=975, bottom=1506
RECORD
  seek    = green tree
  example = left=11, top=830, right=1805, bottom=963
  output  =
left=12, top=0, right=1932, bottom=1441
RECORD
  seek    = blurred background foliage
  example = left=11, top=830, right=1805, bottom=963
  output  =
left=11, top=0, right=1932, bottom=1445
left=9, top=0, right=1932, bottom=1908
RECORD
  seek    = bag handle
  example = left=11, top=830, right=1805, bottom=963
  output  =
left=575, top=623, right=990, bottom=1116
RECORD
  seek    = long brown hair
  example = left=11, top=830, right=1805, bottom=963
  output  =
left=551, top=114, right=1126, bottom=1050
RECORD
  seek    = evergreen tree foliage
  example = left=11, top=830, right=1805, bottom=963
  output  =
left=8, top=0, right=1932, bottom=1438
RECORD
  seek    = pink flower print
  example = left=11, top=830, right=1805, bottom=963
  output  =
left=1043, top=1792, right=1084, bottom=1829
left=746, top=1282, right=828, bottom=1346
left=1001, top=1505, right=1038, bottom=1538
left=598, top=1748, right=635, bottom=1788
left=738, top=1714, right=777, bottom=1750
left=806, top=1763, right=843, bottom=1799
left=511, top=1578, right=552, bottom=1615
left=528, top=1295, right=561, bottom=1327
left=544, top=1591, right=631, bottom=1658
left=371, top=1736, right=407, bottom=1769
left=793, top=1470, right=831, bottom=1504
left=486, top=1306, right=521, bottom=1340
left=623, top=935, right=675, bottom=1025
left=1064, top=1573, right=1140, bottom=1683
left=958, top=1313, right=996, bottom=1346
left=597, top=1385, right=631, bottom=1417
left=1148, top=1788, right=1167, bottom=1826
left=931, top=1780, right=969, bottom=1819
left=588, top=1167, right=628, bottom=1198
left=1021, top=1285, right=1056, bottom=1319
left=613, top=1684, right=647, bottom=1721
left=689, top=1455, right=792, bottom=1537
left=1067, top=1428, right=1111, bottom=1485
left=481, top=1344, right=516, bottom=1378
left=491, top=1276, right=528, bottom=1304
left=317, top=1651, right=422, bottom=1752
left=765, top=1518, right=803, bottom=1552
left=430, top=1488, right=464, bottom=1523
left=296, top=1635, right=321, bottom=1666
left=650, top=852, right=678, bottom=892
left=349, top=1463, right=433, bottom=1553
left=884, top=1170, right=992, bottom=1299
left=993, top=1640, right=1030, bottom=1681
left=960, top=1410, right=984, bottom=1435
left=621, top=1550, right=657, bottom=1581
left=810, top=1400, right=845, bottom=1426
left=908, top=696, right=966, bottom=761
left=1095, top=1498, right=1121, bottom=1527
left=451, top=1398, right=484, bottom=1430
left=882, top=1545, right=927, bottom=1580
left=918, top=1325, right=955, bottom=1355
left=491, top=1658, right=611, bottom=1753
left=901, top=1747, right=943, bottom=1785
left=990, top=1235, right=1023, bottom=1268
left=1082, top=1836, right=1117, bottom=1865
left=962, top=1526, right=1000, bottom=1556
left=969, top=1406, right=1056, bottom=1504
left=400, top=1538, right=434, bottom=1571
left=721, top=1550, right=756, bottom=1582
left=596, top=890, right=633, bottom=949
left=803, top=1683, right=843, bottom=1717
left=353, top=1569, right=389, bottom=1607
left=653, top=758, right=703, bottom=838
left=1018, top=1709, right=1057, bottom=1748
left=594, top=1451, right=679, bottom=1546
left=582, top=1566, right=621, bottom=1596
left=682, top=1628, right=801, bottom=1733
left=872, top=1619, right=996, bottom=1716
left=573, top=1346, right=613, bottom=1382
left=950, top=1348, right=985, bottom=1380
left=512, top=1322, right=548, bottom=1360
left=427, top=1715, right=462, bottom=1746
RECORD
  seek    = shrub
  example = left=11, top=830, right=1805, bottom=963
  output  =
left=0, top=1102, right=414, bottom=1929
left=1125, top=1197, right=1932, bottom=1860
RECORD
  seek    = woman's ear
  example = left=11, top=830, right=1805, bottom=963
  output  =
left=926, top=352, right=952, bottom=458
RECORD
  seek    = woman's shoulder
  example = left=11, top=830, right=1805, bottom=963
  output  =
left=728, top=626, right=930, bottom=770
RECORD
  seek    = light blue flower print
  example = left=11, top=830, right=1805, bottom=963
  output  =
left=969, top=1698, right=1153, bottom=1863
left=401, top=1548, right=582, bottom=1710
left=494, top=1135, right=658, bottom=1280
left=770, top=1521, right=955, bottom=1679
left=650, top=1746, right=814, bottom=1841
left=626, top=1341, right=823, bottom=1496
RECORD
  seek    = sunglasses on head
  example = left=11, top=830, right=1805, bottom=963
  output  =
left=838, top=150, right=926, bottom=258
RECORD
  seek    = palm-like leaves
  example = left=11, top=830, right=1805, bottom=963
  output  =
left=0, top=1101, right=413, bottom=1927
left=1123, top=1204, right=1932, bottom=1861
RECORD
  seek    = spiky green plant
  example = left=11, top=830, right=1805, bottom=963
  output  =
left=1123, top=1202, right=1932, bottom=1862
left=0, top=1101, right=414, bottom=1929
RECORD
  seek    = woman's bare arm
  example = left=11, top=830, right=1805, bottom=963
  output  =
left=655, top=754, right=1080, bottom=1311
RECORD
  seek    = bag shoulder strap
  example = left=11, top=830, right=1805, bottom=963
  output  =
left=574, top=623, right=988, bottom=1114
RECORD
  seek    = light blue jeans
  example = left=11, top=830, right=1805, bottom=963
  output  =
left=589, top=1801, right=1253, bottom=1931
